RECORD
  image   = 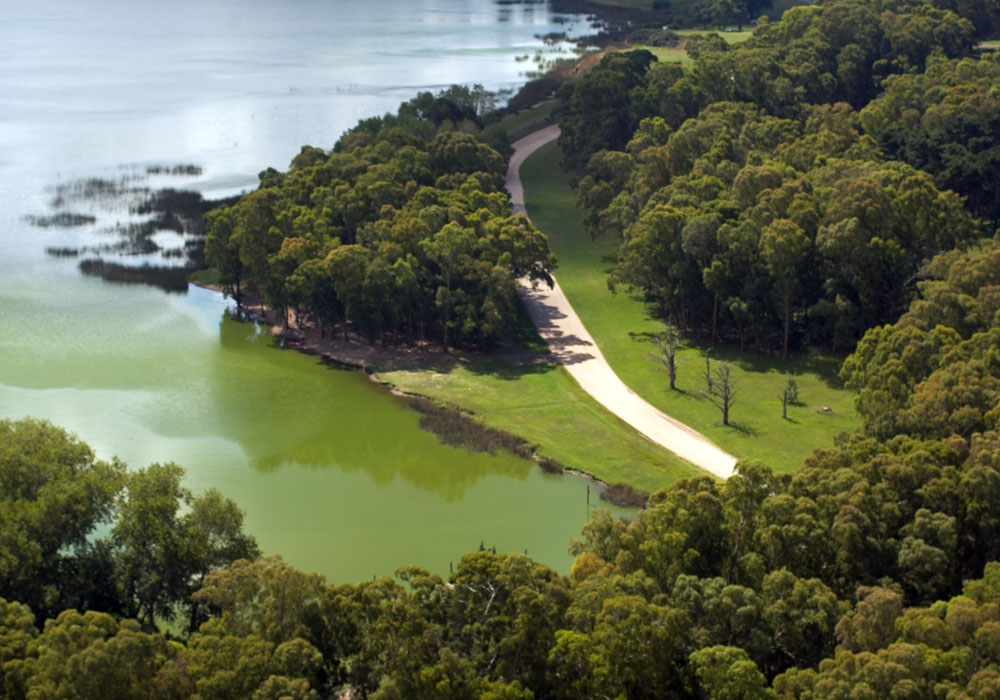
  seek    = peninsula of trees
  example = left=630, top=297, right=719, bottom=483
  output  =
left=205, top=91, right=556, bottom=350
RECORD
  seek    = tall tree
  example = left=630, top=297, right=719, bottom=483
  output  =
left=760, top=219, right=809, bottom=360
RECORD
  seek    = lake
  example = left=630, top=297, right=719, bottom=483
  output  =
left=0, top=0, right=620, bottom=582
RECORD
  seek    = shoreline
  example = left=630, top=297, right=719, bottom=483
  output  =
left=192, top=282, right=648, bottom=508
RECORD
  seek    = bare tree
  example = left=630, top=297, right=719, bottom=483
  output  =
left=651, top=323, right=683, bottom=390
left=705, top=360, right=741, bottom=426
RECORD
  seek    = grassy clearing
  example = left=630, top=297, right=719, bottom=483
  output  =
left=519, top=140, right=859, bottom=473
left=498, top=101, right=558, bottom=142
left=380, top=361, right=702, bottom=494
left=631, top=29, right=752, bottom=64
left=636, top=45, right=692, bottom=64
left=673, top=28, right=753, bottom=44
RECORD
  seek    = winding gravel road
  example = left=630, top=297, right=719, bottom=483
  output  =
left=508, top=125, right=738, bottom=479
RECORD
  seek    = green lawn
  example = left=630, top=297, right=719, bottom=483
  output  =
left=187, top=268, right=220, bottom=286
left=674, top=28, right=754, bottom=44
left=520, top=140, right=859, bottom=473
left=498, top=101, right=558, bottom=142
left=380, top=362, right=702, bottom=494
left=636, top=45, right=692, bottom=64
left=632, top=29, right=753, bottom=64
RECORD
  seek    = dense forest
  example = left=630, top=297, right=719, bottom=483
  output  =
left=204, top=88, right=555, bottom=350
left=561, top=0, right=995, bottom=356
left=5, top=0, right=1000, bottom=696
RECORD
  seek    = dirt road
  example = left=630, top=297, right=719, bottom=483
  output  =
left=509, top=125, right=738, bottom=479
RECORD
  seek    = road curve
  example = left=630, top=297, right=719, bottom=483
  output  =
left=508, top=125, right=738, bottom=479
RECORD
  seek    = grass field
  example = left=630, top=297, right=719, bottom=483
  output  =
left=638, top=45, right=693, bottom=64
left=498, top=101, right=558, bottom=142
left=633, top=28, right=753, bottom=64
left=379, top=228, right=703, bottom=495
left=187, top=268, right=220, bottom=286
left=674, top=28, right=754, bottom=43
left=519, top=140, right=859, bottom=473
left=381, top=361, right=702, bottom=494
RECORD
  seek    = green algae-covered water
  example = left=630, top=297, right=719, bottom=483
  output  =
left=0, top=0, right=616, bottom=582
left=0, top=271, right=604, bottom=580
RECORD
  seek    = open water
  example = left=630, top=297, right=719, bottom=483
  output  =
left=0, top=0, right=618, bottom=581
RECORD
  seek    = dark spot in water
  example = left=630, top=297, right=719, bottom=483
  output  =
left=78, top=259, right=191, bottom=293
left=25, top=213, right=96, bottom=228
left=32, top=164, right=241, bottom=290
left=45, top=247, right=81, bottom=257
left=601, top=483, right=648, bottom=508
left=145, top=163, right=202, bottom=176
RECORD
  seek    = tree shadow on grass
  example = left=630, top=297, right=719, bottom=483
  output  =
left=619, top=295, right=849, bottom=390
left=600, top=253, right=618, bottom=276
left=465, top=359, right=560, bottom=382
left=696, top=342, right=847, bottom=390
left=627, top=329, right=848, bottom=391
left=721, top=420, right=756, bottom=437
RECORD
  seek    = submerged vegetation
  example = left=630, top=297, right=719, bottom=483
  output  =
left=408, top=395, right=551, bottom=463
left=27, top=168, right=239, bottom=292
left=78, top=260, right=192, bottom=292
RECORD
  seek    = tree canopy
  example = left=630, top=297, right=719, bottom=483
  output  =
left=556, top=0, right=993, bottom=358
left=582, top=101, right=976, bottom=353
left=861, top=53, right=1000, bottom=230
left=0, top=419, right=258, bottom=631
left=206, top=92, right=555, bottom=350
